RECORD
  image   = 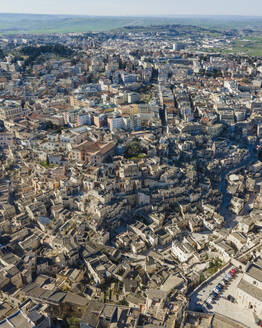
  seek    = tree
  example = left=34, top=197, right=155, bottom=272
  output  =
left=117, top=299, right=128, bottom=306
left=207, top=258, right=223, bottom=275
left=21, top=44, right=75, bottom=66
left=66, top=317, right=80, bottom=328
left=125, top=140, right=147, bottom=159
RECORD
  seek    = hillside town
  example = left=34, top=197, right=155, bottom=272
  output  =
left=0, top=29, right=262, bottom=328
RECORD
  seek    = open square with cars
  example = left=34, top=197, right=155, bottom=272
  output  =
left=189, top=265, right=259, bottom=328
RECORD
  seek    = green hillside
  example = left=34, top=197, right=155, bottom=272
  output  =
left=0, top=14, right=262, bottom=34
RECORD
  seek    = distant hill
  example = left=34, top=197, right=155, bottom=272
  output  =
left=0, top=14, right=262, bottom=34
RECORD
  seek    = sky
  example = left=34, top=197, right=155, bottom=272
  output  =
left=0, top=0, right=262, bottom=16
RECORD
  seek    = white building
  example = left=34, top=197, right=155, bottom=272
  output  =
left=122, top=115, right=141, bottom=131
left=227, top=232, right=247, bottom=250
left=108, top=116, right=123, bottom=131
left=237, top=217, right=255, bottom=234
left=171, top=241, right=194, bottom=263
left=210, top=239, right=235, bottom=262
left=237, top=258, right=262, bottom=315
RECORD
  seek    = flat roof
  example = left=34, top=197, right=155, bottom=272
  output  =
left=246, top=264, right=262, bottom=283
left=238, top=278, right=262, bottom=302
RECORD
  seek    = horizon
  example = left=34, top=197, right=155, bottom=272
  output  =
left=1, top=0, right=262, bottom=17
left=0, top=12, right=262, bottom=19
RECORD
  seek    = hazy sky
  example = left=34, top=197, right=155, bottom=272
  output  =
left=1, top=0, right=262, bottom=16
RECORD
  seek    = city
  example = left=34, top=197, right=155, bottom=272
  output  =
left=0, top=4, right=262, bottom=328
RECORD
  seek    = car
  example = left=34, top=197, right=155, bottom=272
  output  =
left=208, top=295, right=216, bottom=304
left=214, top=287, right=222, bottom=294
left=224, top=273, right=232, bottom=281
left=217, top=283, right=224, bottom=289
left=211, top=291, right=219, bottom=298
left=206, top=296, right=213, bottom=304
left=230, top=268, right=237, bottom=276
left=205, top=302, right=212, bottom=310
left=227, top=295, right=235, bottom=303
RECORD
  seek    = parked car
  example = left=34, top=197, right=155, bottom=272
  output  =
left=211, top=291, right=219, bottom=299
left=224, top=273, right=232, bottom=281
left=230, top=268, right=237, bottom=276
left=214, top=286, right=222, bottom=294
left=205, top=302, right=212, bottom=310
left=227, top=295, right=235, bottom=303
left=208, top=294, right=216, bottom=304
left=218, top=283, right=224, bottom=289
left=206, top=296, right=213, bottom=304
left=222, top=279, right=228, bottom=285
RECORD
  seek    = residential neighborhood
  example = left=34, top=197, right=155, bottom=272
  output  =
left=0, top=24, right=262, bottom=328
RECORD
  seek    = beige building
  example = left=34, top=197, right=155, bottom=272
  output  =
left=71, top=141, right=115, bottom=163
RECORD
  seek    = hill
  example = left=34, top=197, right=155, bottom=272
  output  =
left=0, top=14, right=262, bottom=34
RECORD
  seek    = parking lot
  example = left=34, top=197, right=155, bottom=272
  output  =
left=189, top=266, right=258, bottom=328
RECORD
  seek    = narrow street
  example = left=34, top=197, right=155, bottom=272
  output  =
left=218, top=145, right=257, bottom=227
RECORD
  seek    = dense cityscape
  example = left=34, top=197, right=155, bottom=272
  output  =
left=0, top=20, right=262, bottom=328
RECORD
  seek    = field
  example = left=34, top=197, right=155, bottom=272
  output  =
left=203, top=36, right=262, bottom=57
left=229, top=37, right=262, bottom=56
left=0, top=14, right=262, bottom=34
